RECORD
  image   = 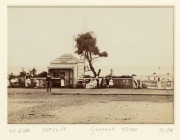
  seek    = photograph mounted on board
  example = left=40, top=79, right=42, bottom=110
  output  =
left=8, top=6, right=174, bottom=124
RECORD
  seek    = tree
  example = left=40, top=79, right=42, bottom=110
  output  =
left=32, top=68, right=37, bottom=76
left=19, top=67, right=26, bottom=77
left=75, top=32, right=108, bottom=77
left=37, top=71, right=47, bottom=77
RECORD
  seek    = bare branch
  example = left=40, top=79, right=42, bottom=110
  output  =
left=89, top=52, right=93, bottom=61
left=92, top=56, right=99, bottom=60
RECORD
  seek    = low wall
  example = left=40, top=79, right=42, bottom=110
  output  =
left=77, top=77, right=133, bottom=88
left=113, top=78, right=133, bottom=88
left=13, top=77, right=133, bottom=88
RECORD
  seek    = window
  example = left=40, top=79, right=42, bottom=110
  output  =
left=53, top=71, right=59, bottom=78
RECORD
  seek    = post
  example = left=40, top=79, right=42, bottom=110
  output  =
left=73, top=35, right=75, bottom=55
left=140, top=76, right=142, bottom=88
left=84, top=55, right=85, bottom=77
left=132, top=76, right=134, bottom=89
left=73, top=35, right=76, bottom=87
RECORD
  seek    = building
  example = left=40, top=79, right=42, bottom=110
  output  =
left=47, top=53, right=84, bottom=87
left=142, top=73, right=173, bottom=89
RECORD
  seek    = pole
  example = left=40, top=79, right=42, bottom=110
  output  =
left=73, top=35, right=75, bottom=87
left=84, top=54, right=85, bottom=76
left=73, top=35, right=75, bottom=56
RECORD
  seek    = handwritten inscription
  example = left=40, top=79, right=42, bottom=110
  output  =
left=89, top=127, right=115, bottom=135
left=42, top=126, right=66, bottom=133
left=122, top=127, right=137, bottom=132
left=9, top=128, right=30, bottom=133
left=159, top=128, right=173, bottom=133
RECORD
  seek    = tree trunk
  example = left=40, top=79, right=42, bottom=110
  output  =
left=85, top=51, right=97, bottom=77
left=88, top=60, right=97, bottom=77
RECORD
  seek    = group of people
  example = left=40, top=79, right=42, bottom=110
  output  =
left=8, top=73, right=41, bottom=88
left=101, top=76, right=114, bottom=88
left=85, top=76, right=114, bottom=89
left=9, top=72, right=114, bottom=91
left=25, top=73, right=40, bottom=88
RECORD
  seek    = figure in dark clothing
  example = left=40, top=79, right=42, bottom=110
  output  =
left=100, top=77, right=106, bottom=88
left=25, top=73, right=30, bottom=79
left=96, top=76, right=99, bottom=88
left=106, top=76, right=110, bottom=88
left=46, top=73, right=52, bottom=92
left=25, top=73, right=31, bottom=87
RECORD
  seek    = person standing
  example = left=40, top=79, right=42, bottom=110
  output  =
left=25, top=73, right=31, bottom=87
left=96, top=76, right=99, bottom=88
left=46, top=73, right=52, bottom=92
left=34, top=79, right=39, bottom=88
left=25, top=73, right=31, bottom=79
left=100, top=77, right=106, bottom=88
left=109, top=77, right=114, bottom=88
left=106, top=76, right=110, bottom=88
left=61, top=78, right=65, bottom=87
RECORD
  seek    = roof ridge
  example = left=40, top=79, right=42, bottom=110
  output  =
left=51, top=53, right=80, bottom=63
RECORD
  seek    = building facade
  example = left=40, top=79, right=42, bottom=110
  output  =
left=142, top=73, right=173, bottom=89
left=48, top=53, right=84, bottom=87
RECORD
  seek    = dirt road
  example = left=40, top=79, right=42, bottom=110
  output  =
left=8, top=88, right=173, bottom=124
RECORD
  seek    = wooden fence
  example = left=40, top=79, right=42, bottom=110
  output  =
left=12, top=77, right=133, bottom=88
left=77, top=77, right=133, bottom=88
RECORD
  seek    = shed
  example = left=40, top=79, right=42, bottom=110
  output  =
left=48, top=53, right=84, bottom=87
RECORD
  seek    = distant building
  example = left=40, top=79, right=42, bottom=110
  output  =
left=48, top=53, right=84, bottom=87
left=143, top=73, right=173, bottom=89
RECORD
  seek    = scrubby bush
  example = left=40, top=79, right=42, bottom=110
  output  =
left=35, top=71, right=47, bottom=77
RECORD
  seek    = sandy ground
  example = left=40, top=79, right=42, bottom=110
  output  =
left=8, top=88, right=173, bottom=124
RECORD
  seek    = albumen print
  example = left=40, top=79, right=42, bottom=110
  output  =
left=8, top=7, right=174, bottom=124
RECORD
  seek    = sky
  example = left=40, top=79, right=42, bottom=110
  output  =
left=8, top=7, right=174, bottom=75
